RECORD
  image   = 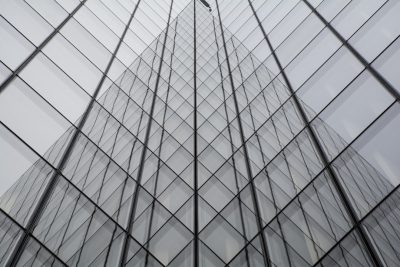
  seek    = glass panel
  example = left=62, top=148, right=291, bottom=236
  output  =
left=275, top=13, right=324, bottom=67
left=74, top=5, right=119, bottom=52
left=363, top=188, right=400, bottom=267
left=200, top=215, right=245, bottom=263
left=86, top=0, right=125, bottom=38
left=0, top=0, right=53, bottom=45
left=33, top=175, right=126, bottom=266
left=168, top=240, right=194, bottom=267
left=0, top=16, right=34, bottom=70
left=349, top=0, right=400, bottom=62
left=43, top=33, right=103, bottom=96
left=61, top=17, right=112, bottom=71
left=333, top=103, right=400, bottom=218
left=199, top=176, right=235, bottom=212
left=330, top=0, right=386, bottom=39
left=0, top=77, right=71, bottom=157
left=373, top=37, right=400, bottom=93
left=297, top=47, right=364, bottom=120
left=316, top=231, right=374, bottom=267
left=17, top=237, right=66, bottom=267
left=125, top=246, right=163, bottom=267
left=25, top=0, right=68, bottom=27
left=313, top=71, right=394, bottom=159
left=0, top=62, right=11, bottom=84
left=147, top=217, right=192, bottom=265
left=20, top=52, right=90, bottom=123
left=0, top=210, right=23, bottom=266
left=0, top=123, right=56, bottom=226
left=198, top=240, right=225, bottom=267
left=286, top=28, right=341, bottom=90
left=56, top=0, right=80, bottom=13
left=269, top=2, right=311, bottom=49
left=158, top=177, right=192, bottom=214
left=229, top=243, right=265, bottom=267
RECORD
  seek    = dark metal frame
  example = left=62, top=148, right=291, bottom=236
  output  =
left=4, top=0, right=144, bottom=265
left=119, top=0, right=175, bottom=266
left=247, top=0, right=387, bottom=266
left=301, top=0, right=400, bottom=102
left=193, top=0, right=200, bottom=266
left=1, top=0, right=399, bottom=266
left=0, top=1, right=87, bottom=94
left=214, top=1, right=272, bottom=266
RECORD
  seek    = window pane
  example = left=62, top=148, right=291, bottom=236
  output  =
left=363, top=187, right=400, bottom=267
left=0, top=0, right=53, bottom=45
left=20, top=53, right=90, bottom=123
left=333, top=103, right=400, bottom=217
left=373, top=37, right=400, bottom=93
left=0, top=62, right=12, bottom=84
left=313, top=71, right=394, bottom=159
left=25, top=0, right=68, bottom=27
left=43, top=33, right=103, bottom=95
left=349, top=0, right=400, bottom=62
left=0, top=16, right=34, bottom=70
left=297, top=47, right=364, bottom=119
left=61, top=17, right=112, bottom=71
left=0, top=210, right=23, bottom=266
left=0, top=123, right=56, bottom=226
left=0, top=78, right=71, bottom=156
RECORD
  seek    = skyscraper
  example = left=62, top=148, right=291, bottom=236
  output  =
left=0, top=0, right=400, bottom=266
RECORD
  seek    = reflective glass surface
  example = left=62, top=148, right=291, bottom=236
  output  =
left=0, top=0, right=399, bottom=266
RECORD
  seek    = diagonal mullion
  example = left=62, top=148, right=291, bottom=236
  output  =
left=247, top=1, right=386, bottom=266
left=301, top=0, right=400, bottom=102
left=193, top=75, right=394, bottom=267
left=143, top=17, right=180, bottom=264
left=0, top=120, right=166, bottom=267
left=230, top=35, right=296, bottom=266
left=0, top=1, right=87, bottom=94
left=94, top=75, right=200, bottom=166
left=119, top=0, right=176, bottom=265
left=193, top=51, right=383, bottom=197
left=0, top=208, right=68, bottom=266
left=208, top=97, right=396, bottom=255
left=213, top=1, right=272, bottom=266
left=3, top=0, right=145, bottom=265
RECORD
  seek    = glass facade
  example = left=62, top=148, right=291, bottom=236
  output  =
left=0, top=0, right=399, bottom=266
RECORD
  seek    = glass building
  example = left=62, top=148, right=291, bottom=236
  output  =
left=0, top=0, right=400, bottom=266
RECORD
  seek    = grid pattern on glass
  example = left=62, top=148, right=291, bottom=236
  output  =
left=0, top=0, right=400, bottom=266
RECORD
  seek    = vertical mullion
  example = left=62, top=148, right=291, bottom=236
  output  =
left=144, top=16, right=179, bottom=267
left=4, top=0, right=143, bottom=265
left=247, top=1, right=385, bottom=266
left=211, top=18, right=251, bottom=267
left=247, top=53, right=295, bottom=267
left=119, top=0, right=175, bottom=265
left=193, top=0, right=199, bottom=266
left=213, top=1, right=272, bottom=266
